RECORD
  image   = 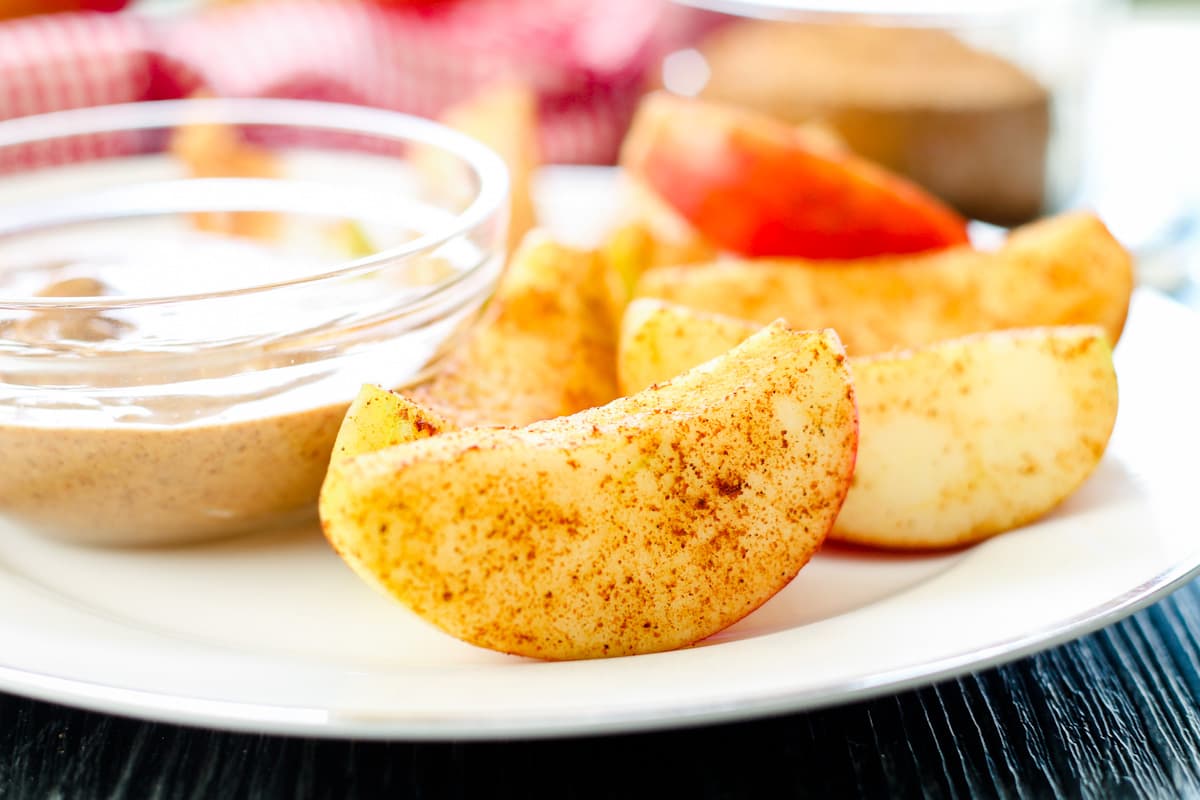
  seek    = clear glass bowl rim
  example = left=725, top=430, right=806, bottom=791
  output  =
left=0, top=97, right=510, bottom=309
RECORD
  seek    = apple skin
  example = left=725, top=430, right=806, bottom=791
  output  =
left=620, top=93, right=970, bottom=260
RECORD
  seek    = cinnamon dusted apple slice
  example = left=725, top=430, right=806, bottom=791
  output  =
left=617, top=298, right=1119, bottom=550
left=330, top=384, right=452, bottom=461
left=319, top=323, right=857, bottom=660
left=634, top=211, right=1133, bottom=355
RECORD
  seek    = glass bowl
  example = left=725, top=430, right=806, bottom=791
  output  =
left=662, top=0, right=1125, bottom=227
left=0, top=98, right=509, bottom=546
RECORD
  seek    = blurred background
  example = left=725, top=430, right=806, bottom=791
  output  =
left=0, top=0, right=1196, bottom=290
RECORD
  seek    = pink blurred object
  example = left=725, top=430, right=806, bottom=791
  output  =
left=0, top=0, right=721, bottom=164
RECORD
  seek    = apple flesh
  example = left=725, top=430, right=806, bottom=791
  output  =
left=634, top=211, right=1133, bottom=356
left=617, top=298, right=1119, bottom=550
left=320, top=323, right=858, bottom=659
left=408, top=230, right=620, bottom=428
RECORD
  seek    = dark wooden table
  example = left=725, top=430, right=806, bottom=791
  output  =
left=3, top=574, right=1200, bottom=799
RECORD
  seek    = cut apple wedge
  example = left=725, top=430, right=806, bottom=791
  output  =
left=439, top=81, right=540, bottom=257
left=320, top=323, right=858, bottom=660
left=620, top=92, right=970, bottom=259
left=599, top=218, right=717, bottom=319
left=618, top=298, right=762, bottom=397
left=329, top=230, right=619, bottom=468
left=634, top=211, right=1134, bottom=355
left=618, top=298, right=1119, bottom=550
left=836, top=325, right=1117, bottom=549
left=331, top=384, right=454, bottom=461
left=411, top=81, right=540, bottom=258
left=409, top=229, right=619, bottom=428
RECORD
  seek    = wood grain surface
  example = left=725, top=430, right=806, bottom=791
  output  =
left=3, top=579, right=1200, bottom=799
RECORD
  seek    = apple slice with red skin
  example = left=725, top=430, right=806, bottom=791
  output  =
left=620, top=93, right=971, bottom=260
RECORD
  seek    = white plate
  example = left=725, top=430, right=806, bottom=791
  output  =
left=0, top=168, right=1197, bottom=741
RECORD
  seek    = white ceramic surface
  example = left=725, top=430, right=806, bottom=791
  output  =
left=0, top=168, right=1195, bottom=740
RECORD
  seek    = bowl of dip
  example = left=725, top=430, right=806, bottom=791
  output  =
left=0, top=98, right=509, bottom=546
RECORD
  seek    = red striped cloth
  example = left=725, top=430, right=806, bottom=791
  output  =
left=0, top=0, right=723, bottom=164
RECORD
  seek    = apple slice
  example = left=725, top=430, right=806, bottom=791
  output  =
left=634, top=211, right=1133, bottom=355
left=435, top=81, right=540, bottom=257
left=409, top=229, right=620, bottom=428
left=330, top=229, right=624, bottom=466
left=617, top=298, right=1119, bottom=549
left=331, top=384, right=453, bottom=461
left=169, top=109, right=281, bottom=241
left=618, top=298, right=761, bottom=397
left=320, top=322, right=858, bottom=660
left=620, top=92, right=970, bottom=259
left=599, top=218, right=717, bottom=316
left=835, top=325, right=1117, bottom=549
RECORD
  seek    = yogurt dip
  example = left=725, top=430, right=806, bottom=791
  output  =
left=0, top=215, right=497, bottom=546
left=0, top=395, right=349, bottom=545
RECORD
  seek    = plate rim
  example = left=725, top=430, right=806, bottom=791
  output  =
left=0, top=548, right=1197, bottom=741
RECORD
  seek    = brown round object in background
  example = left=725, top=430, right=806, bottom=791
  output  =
left=696, top=20, right=1051, bottom=226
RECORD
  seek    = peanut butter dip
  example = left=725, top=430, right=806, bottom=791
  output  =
left=0, top=399, right=349, bottom=546
left=0, top=231, right=437, bottom=546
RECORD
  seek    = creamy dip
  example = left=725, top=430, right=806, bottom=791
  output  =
left=0, top=222, right=471, bottom=546
left=0, top=400, right=349, bottom=545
